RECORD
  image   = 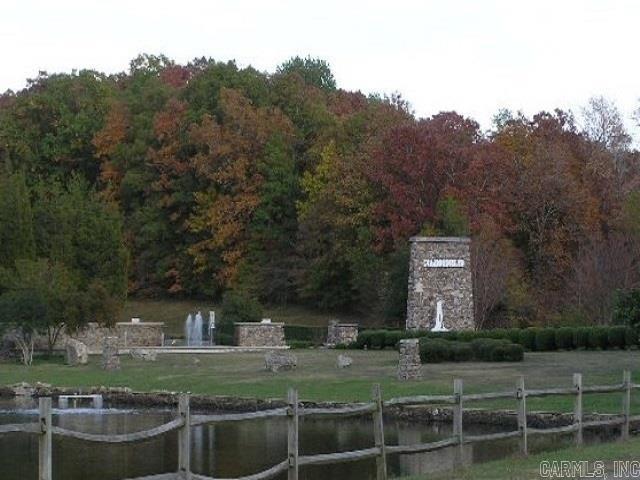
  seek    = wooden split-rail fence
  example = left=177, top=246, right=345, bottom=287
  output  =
left=0, top=371, right=638, bottom=480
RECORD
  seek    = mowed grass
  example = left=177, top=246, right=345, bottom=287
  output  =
left=121, top=299, right=367, bottom=336
left=1, top=350, right=639, bottom=413
left=400, top=436, right=640, bottom=480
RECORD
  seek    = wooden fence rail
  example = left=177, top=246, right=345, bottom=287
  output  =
left=0, top=370, right=637, bottom=480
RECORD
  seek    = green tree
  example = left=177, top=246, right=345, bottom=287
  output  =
left=436, top=195, right=470, bottom=236
left=0, top=287, right=48, bottom=365
left=0, top=171, right=35, bottom=267
left=31, top=176, right=128, bottom=302
left=238, top=136, right=299, bottom=303
left=277, top=56, right=336, bottom=91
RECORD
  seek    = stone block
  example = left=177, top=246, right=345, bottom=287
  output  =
left=130, top=348, right=157, bottom=361
left=265, top=351, right=297, bottom=372
left=65, top=339, right=89, bottom=366
left=336, top=354, right=353, bottom=368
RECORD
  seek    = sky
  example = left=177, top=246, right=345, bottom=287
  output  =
left=2, top=0, right=639, bottom=137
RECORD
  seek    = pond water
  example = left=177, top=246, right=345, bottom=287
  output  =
left=0, top=398, right=619, bottom=480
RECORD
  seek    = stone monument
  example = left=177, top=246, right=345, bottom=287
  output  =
left=406, top=237, right=474, bottom=331
left=397, top=339, right=422, bottom=380
left=65, top=339, right=89, bottom=366
left=102, top=336, right=120, bottom=371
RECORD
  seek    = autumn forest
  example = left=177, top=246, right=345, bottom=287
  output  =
left=1, top=54, right=639, bottom=329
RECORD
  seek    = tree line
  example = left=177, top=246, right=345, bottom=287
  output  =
left=1, top=53, right=639, bottom=332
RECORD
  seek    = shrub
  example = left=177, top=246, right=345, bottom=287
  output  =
left=419, top=338, right=451, bottom=363
left=613, top=289, right=640, bottom=329
left=216, top=333, right=234, bottom=346
left=519, top=328, right=538, bottom=351
left=491, top=343, right=525, bottom=362
left=471, top=338, right=506, bottom=361
left=456, top=330, right=477, bottom=342
left=607, top=326, right=628, bottom=349
left=355, top=330, right=372, bottom=349
left=535, top=328, right=557, bottom=351
left=384, top=330, right=405, bottom=349
left=506, top=328, right=522, bottom=345
left=574, top=327, right=590, bottom=349
left=555, top=327, right=575, bottom=350
left=370, top=330, right=387, bottom=350
left=625, top=327, right=638, bottom=347
left=449, top=341, right=474, bottom=361
left=587, top=326, right=609, bottom=350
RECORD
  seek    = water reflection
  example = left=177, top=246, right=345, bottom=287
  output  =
left=0, top=399, right=621, bottom=480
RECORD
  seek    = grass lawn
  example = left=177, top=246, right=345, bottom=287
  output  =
left=399, top=436, right=640, bottom=480
left=1, top=350, right=639, bottom=412
left=120, top=299, right=368, bottom=336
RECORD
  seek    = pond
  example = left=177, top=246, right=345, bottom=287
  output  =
left=0, top=398, right=619, bottom=480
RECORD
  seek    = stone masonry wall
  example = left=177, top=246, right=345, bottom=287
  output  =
left=29, top=322, right=165, bottom=354
left=406, top=237, right=474, bottom=331
left=326, top=321, right=358, bottom=346
left=234, top=322, right=286, bottom=347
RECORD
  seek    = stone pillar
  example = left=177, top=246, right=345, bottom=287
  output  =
left=406, top=237, right=474, bottom=331
left=102, top=336, right=120, bottom=371
left=397, top=339, right=422, bottom=381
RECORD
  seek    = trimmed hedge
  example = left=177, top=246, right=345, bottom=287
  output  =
left=356, top=325, right=639, bottom=352
left=284, top=325, right=326, bottom=344
left=535, top=328, right=556, bottom=351
left=420, top=338, right=523, bottom=363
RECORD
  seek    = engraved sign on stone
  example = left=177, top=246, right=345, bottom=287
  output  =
left=424, top=258, right=465, bottom=268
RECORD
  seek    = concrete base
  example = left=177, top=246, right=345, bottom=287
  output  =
left=115, top=346, right=290, bottom=355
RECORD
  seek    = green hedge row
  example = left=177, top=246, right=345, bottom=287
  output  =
left=419, top=338, right=524, bottom=363
left=356, top=325, right=638, bottom=351
left=284, top=325, right=326, bottom=344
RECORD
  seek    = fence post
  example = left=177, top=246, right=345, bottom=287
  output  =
left=453, top=379, right=464, bottom=465
left=622, top=370, right=631, bottom=441
left=573, top=374, right=583, bottom=446
left=372, top=384, right=388, bottom=480
left=516, top=376, right=527, bottom=456
left=39, top=397, right=52, bottom=480
left=287, top=388, right=299, bottom=480
left=178, top=393, right=191, bottom=479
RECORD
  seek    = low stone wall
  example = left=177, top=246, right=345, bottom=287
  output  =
left=234, top=322, right=286, bottom=347
left=326, top=321, right=358, bottom=346
left=25, top=322, right=165, bottom=354
left=70, top=322, right=164, bottom=354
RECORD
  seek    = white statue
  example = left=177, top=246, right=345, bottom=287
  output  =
left=431, top=300, right=448, bottom=332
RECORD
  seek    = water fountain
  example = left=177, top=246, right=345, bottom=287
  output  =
left=185, top=313, right=193, bottom=346
left=185, top=312, right=203, bottom=346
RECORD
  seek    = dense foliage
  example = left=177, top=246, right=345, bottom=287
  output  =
left=0, top=173, right=127, bottom=363
left=1, top=54, right=639, bottom=327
